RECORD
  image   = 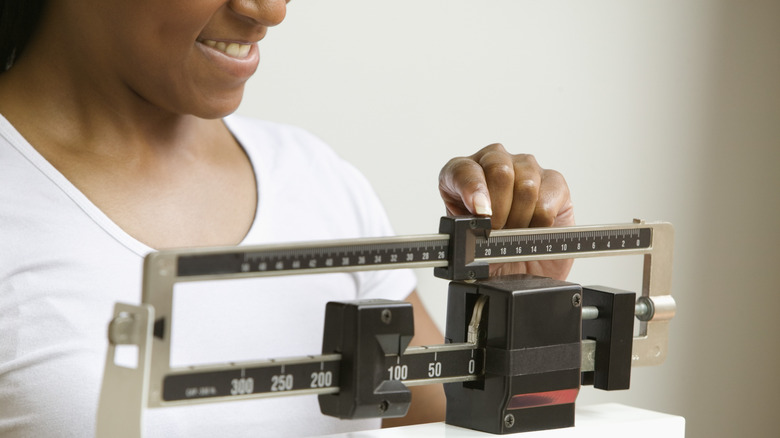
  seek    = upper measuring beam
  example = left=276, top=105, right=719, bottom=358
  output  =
left=171, top=221, right=653, bottom=280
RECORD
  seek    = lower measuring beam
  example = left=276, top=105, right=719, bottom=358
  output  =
left=158, top=300, right=486, bottom=418
left=157, top=294, right=641, bottom=408
left=161, top=355, right=343, bottom=402
left=159, top=344, right=485, bottom=404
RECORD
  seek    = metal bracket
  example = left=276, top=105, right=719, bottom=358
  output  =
left=434, top=216, right=491, bottom=280
left=96, top=303, right=154, bottom=437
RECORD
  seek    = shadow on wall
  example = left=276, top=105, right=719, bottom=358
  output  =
left=680, top=1, right=780, bottom=437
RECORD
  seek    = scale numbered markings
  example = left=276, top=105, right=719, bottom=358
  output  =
left=162, top=358, right=341, bottom=402
left=384, top=347, right=484, bottom=384
left=162, top=347, right=484, bottom=402
left=475, top=228, right=652, bottom=261
left=174, top=227, right=653, bottom=278
left=177, top=239, right=449, bottom=277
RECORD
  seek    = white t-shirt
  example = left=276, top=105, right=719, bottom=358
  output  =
left=0, top=114, right=417, bottom=437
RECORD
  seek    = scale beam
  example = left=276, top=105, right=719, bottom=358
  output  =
left=96, top=217, right=675, bottom=437
left=172, top=222, right=653, bottom=280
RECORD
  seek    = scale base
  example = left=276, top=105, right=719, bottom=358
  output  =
left=317, top=404, right=685, bottom=437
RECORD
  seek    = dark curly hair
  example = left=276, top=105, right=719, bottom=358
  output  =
left=1, top=0, right=47, bottom=72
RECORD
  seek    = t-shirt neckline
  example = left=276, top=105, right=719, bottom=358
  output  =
left=0, top=113, right=263, bottom=257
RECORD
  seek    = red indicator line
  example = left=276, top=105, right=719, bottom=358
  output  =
left=506, top=388, right=579, bottom=410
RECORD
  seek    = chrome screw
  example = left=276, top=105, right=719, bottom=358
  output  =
left=504, top=414, right=515, bottom=429
left=381, top=309, right=392, bottom=324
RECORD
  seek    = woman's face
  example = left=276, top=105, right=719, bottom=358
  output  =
left=57, top=0, right=288, bottom=118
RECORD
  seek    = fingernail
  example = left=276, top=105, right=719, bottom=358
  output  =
left=473, top=193, right=492, bottom=216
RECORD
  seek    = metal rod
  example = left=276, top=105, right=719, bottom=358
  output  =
left=582, top=306, right=599, bottom=320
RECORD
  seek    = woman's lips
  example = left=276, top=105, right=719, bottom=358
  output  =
left=196, top=39, right=260, bottom=80
left=199, top=39, right=252, bottom=59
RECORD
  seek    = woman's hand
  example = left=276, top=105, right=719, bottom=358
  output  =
left=439, top=143, right=574, bottom=280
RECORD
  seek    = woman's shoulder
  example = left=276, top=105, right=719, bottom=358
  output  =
left=224, top=114, right=363, bottom=189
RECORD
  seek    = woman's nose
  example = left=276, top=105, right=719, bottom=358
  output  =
left=229, top=0, right=287, bottom=27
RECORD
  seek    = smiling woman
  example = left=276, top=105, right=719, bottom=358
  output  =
left=0, top=0, right=575, bottom=437
left=0, top=1, right=424, bottom=436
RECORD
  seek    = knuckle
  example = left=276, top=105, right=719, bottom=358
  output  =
left=533, top=205, right=557, bottom=227
left=443, top=164, right=487, bottom=193
left=439, top=156, right=471, bottom=180
left=541, top=169, right=571, bottom=197
left=485, top=142, right=507, bottom=153
left=514, top=178, right=540, bottom=201
left=482, top=161, right=514, bottom=184
left=514, top=153, right=539, bottom=168
left=473, top=143, right=507, bottom=158
left=441, top=155, right=469, bottom=170
left=544, top=168, right=566, bottom=182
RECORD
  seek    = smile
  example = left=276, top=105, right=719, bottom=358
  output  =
left=198, top=39, right=252, bottom=59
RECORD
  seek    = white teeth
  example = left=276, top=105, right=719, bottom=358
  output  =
left=200, top=39, right=252, bottom=59
left=226, top=43, right=240, bottom=57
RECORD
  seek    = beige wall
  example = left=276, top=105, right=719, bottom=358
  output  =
left=238, top=1, right=780, bottom=436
